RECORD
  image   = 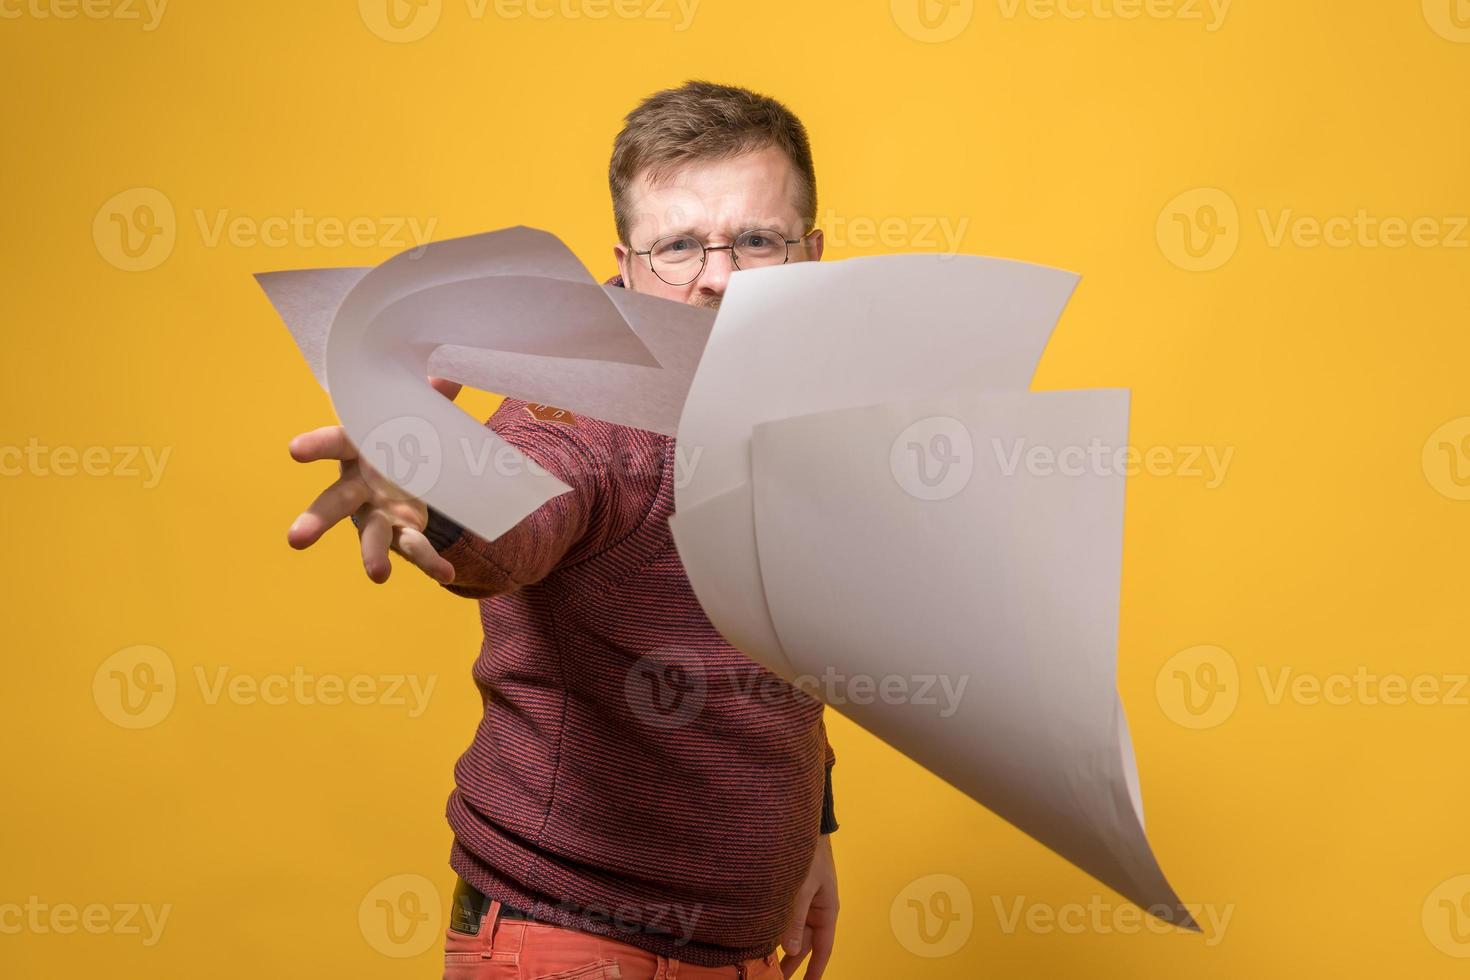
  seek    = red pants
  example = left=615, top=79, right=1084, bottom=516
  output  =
left=442, top=898, right=784, bottom=980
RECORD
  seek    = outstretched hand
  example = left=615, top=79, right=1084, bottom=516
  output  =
left=285, top=377, right=462, bottom=585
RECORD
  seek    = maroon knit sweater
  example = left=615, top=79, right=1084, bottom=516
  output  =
left=428, top=304, right=834, bottom=966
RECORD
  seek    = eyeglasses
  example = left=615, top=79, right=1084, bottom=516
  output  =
left=632, top=228, right=815, bottom=286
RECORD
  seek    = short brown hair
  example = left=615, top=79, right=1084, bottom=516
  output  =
left=609, top=80, right=818, bottom=245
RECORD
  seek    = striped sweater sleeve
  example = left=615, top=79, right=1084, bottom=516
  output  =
left=423, top=400, right=646, bottom=600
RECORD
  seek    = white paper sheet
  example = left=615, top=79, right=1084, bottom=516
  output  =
left=257, top=226, right=714, bottom=541
left=748, top=389, right=1191, bottom=925
left=257, top=226, right=1195, bottom=929
left=669, top=254, right=1078, bottom=684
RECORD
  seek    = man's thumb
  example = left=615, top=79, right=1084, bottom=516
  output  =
left=428, top=376, right=463, bottom=401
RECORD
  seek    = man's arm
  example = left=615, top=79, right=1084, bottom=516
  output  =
left=288, top=389, right=631, bottom=594
left=416, top=399, right=663, bottom=599
left=417, top=412, right=601, bottom=599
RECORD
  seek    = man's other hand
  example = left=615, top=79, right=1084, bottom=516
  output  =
left=781, top=834, right=838, bottom=979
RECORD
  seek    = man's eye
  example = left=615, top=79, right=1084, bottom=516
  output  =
left=745, top=235, right=770, bottom=247
left=657, top=237, right=695, bottom=256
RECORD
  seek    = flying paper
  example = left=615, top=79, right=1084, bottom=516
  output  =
left=258, top=227, right=715, bottom=541
left=258, top=226, right=1195, bottom=929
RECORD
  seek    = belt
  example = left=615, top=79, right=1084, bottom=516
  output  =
left=449, top=876, right=763, bottom=978
left=450, top=876, right=536, bottom=936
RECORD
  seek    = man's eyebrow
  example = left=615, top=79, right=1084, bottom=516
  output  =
left=651, top=222, right=792, bottom=243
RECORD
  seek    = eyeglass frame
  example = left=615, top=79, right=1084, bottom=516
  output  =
left=630, top=227, right=819, bottom=286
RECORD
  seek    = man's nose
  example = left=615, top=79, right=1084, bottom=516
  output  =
left=697, top=246, right=735, bottom=294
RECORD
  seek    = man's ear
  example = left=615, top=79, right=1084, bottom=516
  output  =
left=809, top=228, right=825, bottom=262
left=613, top=242, right=633, bottom=287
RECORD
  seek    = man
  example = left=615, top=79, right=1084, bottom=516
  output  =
left=286, top=81, right=838, bottom=979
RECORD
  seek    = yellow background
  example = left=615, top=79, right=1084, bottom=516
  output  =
left=3, top=0, right=1468, bottom=976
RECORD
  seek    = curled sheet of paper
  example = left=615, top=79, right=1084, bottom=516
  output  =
left=669, top=258, right=1194, bottom=929
left=748, top=389, right=1186, bottom=926
left=257, top=226, right=1195, bottom=929
left=257, top=227, right=714, bottom=541
left=668, top=255, right=1076, bottom=690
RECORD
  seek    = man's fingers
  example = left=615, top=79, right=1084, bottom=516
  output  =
left=288, top=476, right=370, bottom=549
left=779, top=935, right=812, bottom=979
left=804, top=924, right=834, bottom=980
left=429, top=376, right=463, bottom=402
left=359, top=510, right=393, bottom=583
left=288, top=425, right=357, bottom=464
left=782, top=893, right=813, bottom=956
left=393, top=526, right=455, bottom=585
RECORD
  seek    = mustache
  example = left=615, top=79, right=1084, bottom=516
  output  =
left=624, top=275, right=721, bottom=310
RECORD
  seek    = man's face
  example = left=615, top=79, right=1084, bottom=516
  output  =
left=614, top=145, right=824, bottom=309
